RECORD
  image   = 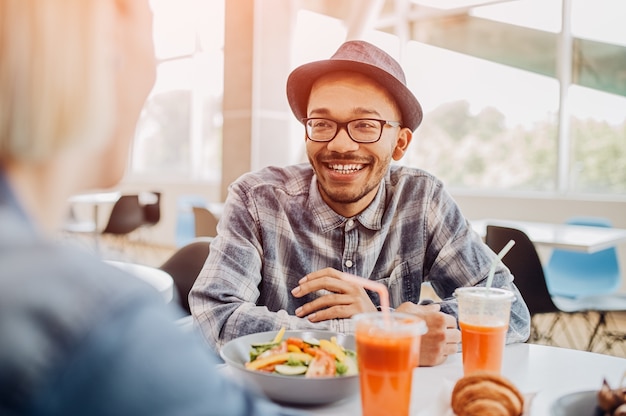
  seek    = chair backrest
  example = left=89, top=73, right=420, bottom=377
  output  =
left=159, top=239, right=211, bottom=314
left=485, top=225, right=560, bottom=316
left=544, top=217, right=620, bottom=298
left=142, top=191, right=161, bottom=226
left=102, top=194, right=145, bottom=235
left=192, top=206, right=218, bottom=238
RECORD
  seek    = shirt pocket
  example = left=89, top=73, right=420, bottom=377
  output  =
left=373, top=261, right=420, bottom=306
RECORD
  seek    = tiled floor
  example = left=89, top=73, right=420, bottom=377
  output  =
left=531, top=311, right=626, bottom=358
left=60, top=230, right=626, bottom=359
left=58, top=230, right=177, bottom=268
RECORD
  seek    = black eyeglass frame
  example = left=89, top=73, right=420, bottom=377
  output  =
left=302, top=117, right=402, bottom=144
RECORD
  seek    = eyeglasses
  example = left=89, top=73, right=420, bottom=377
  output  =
left=302, top=118, right=402, bottom=144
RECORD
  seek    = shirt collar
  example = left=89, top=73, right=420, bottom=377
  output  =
left=309, top=173, right=387, bottom=233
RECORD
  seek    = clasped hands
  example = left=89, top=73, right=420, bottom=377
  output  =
left=290, top=267, right=461, bottom=366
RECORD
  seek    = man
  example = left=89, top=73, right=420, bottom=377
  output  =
left=190, top=40, right=530, bottom=366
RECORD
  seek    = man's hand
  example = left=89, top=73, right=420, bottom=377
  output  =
left=291, top=268, right=377, bottom=322
left=395, top=302, right=461, bottom=367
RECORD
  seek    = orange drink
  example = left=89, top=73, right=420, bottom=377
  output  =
left=354, top=312, right=426, bottom=416
left=459, top=319, right=508, bottom=374
left=455, top=287, right=514, bottom=375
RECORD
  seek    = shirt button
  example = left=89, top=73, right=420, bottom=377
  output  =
left=345, top=260, right=353, bottom=268
left=346, top=219, right=354, bottom=227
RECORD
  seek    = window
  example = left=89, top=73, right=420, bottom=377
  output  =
left=398, top=0, right=626, bottom=196
left=568, top=0, right=626, bottom=194
left=402, top=41, right=560, bottom=192
left=130, top=0, right=224, bottom=182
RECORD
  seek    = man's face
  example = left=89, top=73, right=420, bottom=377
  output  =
left=305, top=71, right=411, bottom=217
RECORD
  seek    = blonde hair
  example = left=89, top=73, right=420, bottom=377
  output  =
left=0, top=0, right=116, bottom=162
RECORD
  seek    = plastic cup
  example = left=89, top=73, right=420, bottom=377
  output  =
left=455, top=287, right=515, bottom=375
left=354, top=312, right=427, bottom=416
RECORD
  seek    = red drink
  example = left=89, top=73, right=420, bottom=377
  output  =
left=460, top=319, right=507, bottom=374
left=455, top=287, right=514, bottom=375
left=355, top=313, right=425, bottom=416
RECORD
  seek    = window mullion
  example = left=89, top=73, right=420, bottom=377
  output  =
left=556, top=0, right=573, bottom=193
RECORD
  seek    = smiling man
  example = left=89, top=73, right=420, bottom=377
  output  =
left=190, top=40, right=530, bottom=366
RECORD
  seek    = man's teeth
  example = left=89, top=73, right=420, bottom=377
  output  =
left=328, top=164, right=363, bottom=173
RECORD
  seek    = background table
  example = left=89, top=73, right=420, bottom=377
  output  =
left=68, top=191, right=121, bottom=228
left=269, top=343, right=626, bottom=415
left=67, top=191, right=121, bottom=249
left=106, top=260, right=174, bottom=303
left=471, top=218, right=626, bottom=253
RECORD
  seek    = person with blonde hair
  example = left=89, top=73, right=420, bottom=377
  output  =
left=0, top=1, right=290, bottom=414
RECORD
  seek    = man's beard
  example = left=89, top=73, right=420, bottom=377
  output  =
left=318, top=181, right=377, bottom=204
left=309, top=152, right=389, bottom=205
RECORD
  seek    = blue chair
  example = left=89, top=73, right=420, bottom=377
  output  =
left=543, top=217, right=625, bottom=352
left=544, top=217, right=621, bottom=299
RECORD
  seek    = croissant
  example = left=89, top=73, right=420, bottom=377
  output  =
left=451, top=372, right=524, bottom=416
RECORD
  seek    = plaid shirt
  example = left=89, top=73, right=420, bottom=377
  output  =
left=190, top=163, right=530, bottom=350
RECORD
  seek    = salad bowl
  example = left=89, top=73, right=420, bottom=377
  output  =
left=219, top=329, right=359, bottom=405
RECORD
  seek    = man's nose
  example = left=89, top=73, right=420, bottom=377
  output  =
left=326, top=125, right=359, bottom=152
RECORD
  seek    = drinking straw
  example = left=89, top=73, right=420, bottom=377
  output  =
left=476, top=240, right=516, bottom=318
left=486, top=239, right=516, bottom=290
left=343, top=273, right=391, bottom=323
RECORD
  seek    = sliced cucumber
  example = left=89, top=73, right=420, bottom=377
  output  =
left=302, top=337, right=320, bottom=346
left=274, top=364, right=308, bottom=376
left=342, top=355, right=358, bottom=376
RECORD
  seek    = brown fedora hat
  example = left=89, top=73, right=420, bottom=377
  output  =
left=286, top=40, right=423, bottom=131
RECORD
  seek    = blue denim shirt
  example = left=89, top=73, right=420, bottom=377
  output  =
left=190, top=164, right=530, bottom=350
left=0, top=172, right=292, bottom=416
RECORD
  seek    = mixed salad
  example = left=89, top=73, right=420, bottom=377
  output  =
left=245, top=328, right=358, bottom=378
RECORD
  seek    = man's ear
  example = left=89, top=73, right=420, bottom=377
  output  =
left=392, top=128, right=412, bottom=160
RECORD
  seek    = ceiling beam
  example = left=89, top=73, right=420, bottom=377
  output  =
left=407, top=15, right=626, bottom=97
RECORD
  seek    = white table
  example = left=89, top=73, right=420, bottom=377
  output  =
left=471, top=218, right=626, bottom=253
left=278, top=343, right=626, bottom=415
left=106, top=260, right=174, bottom=303
left=68, top=190, right=121, bottom=204
left=67, top=191, right=121, bottom=249
left=68, top=191, right=121, bottom=227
